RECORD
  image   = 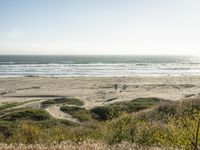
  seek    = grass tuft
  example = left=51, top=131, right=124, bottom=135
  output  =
left=60, top=106, right=93, bottom=122
left=0, top=109, right=52, bottom=121
left=41, top=97, right=84, bottom=108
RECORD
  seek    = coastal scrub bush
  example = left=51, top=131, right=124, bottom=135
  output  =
left=165, top=111, right=200, bottom=150
left=41, top=97, right=84, bottom=108
left=133, top=97, right=166, bottom=109
left=34, top=119, right=78, bottom=128
left=90, top=106, right=123, bottom=121
left=9, top=123, right=44, bottom=144
left=0, top=121, right=16, bottom=138
left=5, top=120, right=102, bottom=144
left=101, top=111, right=200, bottom=149
left=60, top=106, right=93, bottom=122
left=157, top=98, right=200, bottom=116
left=91, top=97, right=165, bottom=121
left=0, top=97, right=199, bottom=149
left=102, top=115, right=134, bottom=144
left=0, top=109, right=52, bottom=121
left=101, top=98, right=200, bottom=149
left=157, top=103, right=177, bottom=115
left=0, top=103, right=20, bottom=111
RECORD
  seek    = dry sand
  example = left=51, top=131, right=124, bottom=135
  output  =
left=45, top=105, right=80, bottom=123
left=0, top=142, right=175, bottom=150
left=0, top=75, right=200, bottom=107
left=0, top=75, right=200, bottom=121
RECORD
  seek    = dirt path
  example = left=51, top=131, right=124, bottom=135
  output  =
left=12, top=99, right=45, bottom=109
left=1, top=98, right=81, bottom=123
left=45, top=105, right=80, bottom=123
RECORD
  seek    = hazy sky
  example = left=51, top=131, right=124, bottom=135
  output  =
left=0, top=0, right=200, bottom=55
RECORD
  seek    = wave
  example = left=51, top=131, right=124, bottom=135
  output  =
left=1, top=55, right=200, bottom=76
left=0, top=62, right=15, bottom=65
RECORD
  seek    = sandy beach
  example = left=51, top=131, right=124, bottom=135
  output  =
left=0, top=75, right=200, bottom=108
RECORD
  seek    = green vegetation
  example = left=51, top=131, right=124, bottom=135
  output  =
left=59, top=97, right=164, bottom=121
left=91, top=106, right=118, bottom=121
left=0, top=99, right=45, bottom=115
left=0, top=102, right=28, bottom=112
left=0, top=121, right=15, bottom=139
left=0, top=97, right=200, bottom=150
left=41, top=97, right=84, bottom=108
left=102, top=98, right=200, bottom=149
left=0, top=109, right=52, bottom=121
left=60, top=106, right=93, bottom=122
left=91, top=97, right=165, bottom=121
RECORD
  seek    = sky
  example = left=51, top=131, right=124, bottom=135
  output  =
left=0, top=0, right=200, bottom=55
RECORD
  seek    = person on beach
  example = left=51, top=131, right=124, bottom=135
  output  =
left=122, top=84, right=128, bottom=91
left=114, top=84, right=118, bottom=91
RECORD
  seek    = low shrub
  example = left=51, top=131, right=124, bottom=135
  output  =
left=91, top=97, right=165, bottom=121
left=90, top=106, right=123, bottom=121
left=60, top=106, right=93, bottom=122
left=0, top=97, right=199, bottom=150
left=0, top=121, right=16, bottom=138
left=1, top=109, right=52, bottom=121
left=41, top=97, right=84, bottom=108
left=0, top=103, right=20, bottom=111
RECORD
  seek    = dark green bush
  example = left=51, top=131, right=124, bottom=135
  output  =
left=157, top=103, right=177, bottom=115
left=0, top=121, right=16, bottom=138
left=1, top=109, right=52, bottom=121
left=60, top=106, right=93, bottom=122
left=90, top=106, right=123, bottom=121
left=91, top=98, right=165, bottom=121
left=60, top=106, right=82, bottom=112
left=34, top=119, right=78, bottom=128
left=0, top=103, right=19, bottom=111
left=41, top=97, right=84, bottom=108
left=0, top=97, right=199, bottom=149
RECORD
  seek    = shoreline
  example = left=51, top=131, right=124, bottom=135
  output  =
left=0, top=73, right=200, bottom=78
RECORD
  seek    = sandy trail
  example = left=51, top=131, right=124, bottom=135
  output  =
left=0, top=99, right=80, bottom=122
left=45, top=105, right=80, bottom=123
left=12, top=99, right=45, bottom=109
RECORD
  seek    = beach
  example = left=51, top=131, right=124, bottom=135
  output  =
left=1, top=0, right=200, bottom=148
left=0, top=75, right=200, bottom=108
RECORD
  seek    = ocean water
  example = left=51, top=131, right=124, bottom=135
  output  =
left=0, top=55, right=200, bottom=77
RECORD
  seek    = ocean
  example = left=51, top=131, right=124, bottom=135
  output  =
left=0, top=55, right=200, bottom=77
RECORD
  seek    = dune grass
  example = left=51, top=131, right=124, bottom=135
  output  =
left=0, top=109, right=52, bottom=121
left=102, top=98, right=200, bottom=149
left=91, top=97, right=166, bottom=121
left=59, top=97, right=165, bottom=122
left=0, top=97, right=199, bottom=150
left=0, top=102, right=30, bottom=113
left=60, top=106, right=93, bottom=122
left=41, top=97, right=84, bottom=108
left=0, top=103, right=20, bottom=111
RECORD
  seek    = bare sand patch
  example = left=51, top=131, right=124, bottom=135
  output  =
left=0, top=75, right=200, bottom=109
